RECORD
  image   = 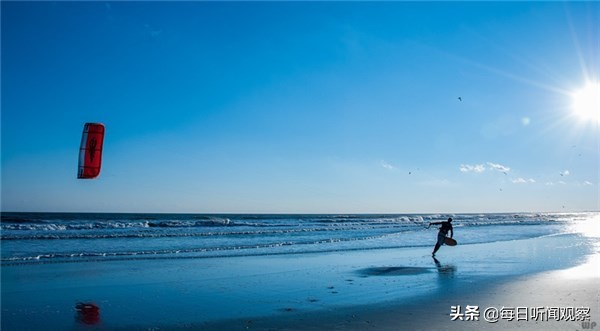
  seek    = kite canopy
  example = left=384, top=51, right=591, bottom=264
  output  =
left=78, top=123, right=105, bottom=179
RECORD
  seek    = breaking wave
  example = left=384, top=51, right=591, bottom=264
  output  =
left=1, top=212, right=595, bottom=265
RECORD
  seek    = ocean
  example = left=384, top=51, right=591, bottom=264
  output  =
left=2, top=212, right=595, bottom=265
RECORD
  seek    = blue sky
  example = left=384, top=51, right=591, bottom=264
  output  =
left=1, top=2, right=598, bottom=213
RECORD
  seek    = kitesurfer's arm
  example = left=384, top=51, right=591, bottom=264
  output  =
left=449, top=227, right=453, bottom=238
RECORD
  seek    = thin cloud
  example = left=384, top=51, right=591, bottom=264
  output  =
left=150, top=29, right=163, bottom=37
left=487, top=162, right=510, bottom=173
left=380, top=160, right=395, bottom=170
left=583, top=181, right=593, bottom=186
left=460, top=164, right=485, bottom=173
left=144, top=24, right=163, bottom=38
left=560, top=170, right=570, bottom=176
left=512, top=177, right=535, bottom=184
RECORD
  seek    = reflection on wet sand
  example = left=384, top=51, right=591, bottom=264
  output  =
left=356, top=258, right=457, bottom=278
left=357, top=266, right=432, bottom=276
left=432, top=256, right=456, bottom=280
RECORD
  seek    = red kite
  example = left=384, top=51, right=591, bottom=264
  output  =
left=78, top=123, right=105, bottom=179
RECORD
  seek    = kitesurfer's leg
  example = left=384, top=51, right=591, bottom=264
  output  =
left=432, top=233, right=444, bottom=256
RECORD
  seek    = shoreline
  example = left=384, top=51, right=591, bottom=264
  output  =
left=2, top=233, right=599, bottom=330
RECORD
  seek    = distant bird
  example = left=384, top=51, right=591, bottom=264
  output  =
left=503, top=172, right=508, bottom=175
left=408, top=171, right=412, bottom=175
left=458, top=97, right=462, bottom=101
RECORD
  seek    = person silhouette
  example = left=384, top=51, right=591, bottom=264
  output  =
left=427, top=217, right=453, bottom=256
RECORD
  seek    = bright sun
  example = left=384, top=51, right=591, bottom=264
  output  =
left=571, top=81, right=600, bottom=123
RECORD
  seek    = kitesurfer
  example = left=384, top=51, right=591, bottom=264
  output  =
left=428, top=217, right=453, bottom=256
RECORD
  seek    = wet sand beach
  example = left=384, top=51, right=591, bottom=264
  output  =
left=2, top=229, right=598, bottom=330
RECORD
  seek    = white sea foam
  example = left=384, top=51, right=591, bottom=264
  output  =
left=1, top=212, right=596, bottom=264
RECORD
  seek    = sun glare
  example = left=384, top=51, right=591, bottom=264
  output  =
left=571, top=81, right=600, bottom=123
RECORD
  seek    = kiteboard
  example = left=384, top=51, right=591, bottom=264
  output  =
left=444, top=237, right=457, bottom=246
